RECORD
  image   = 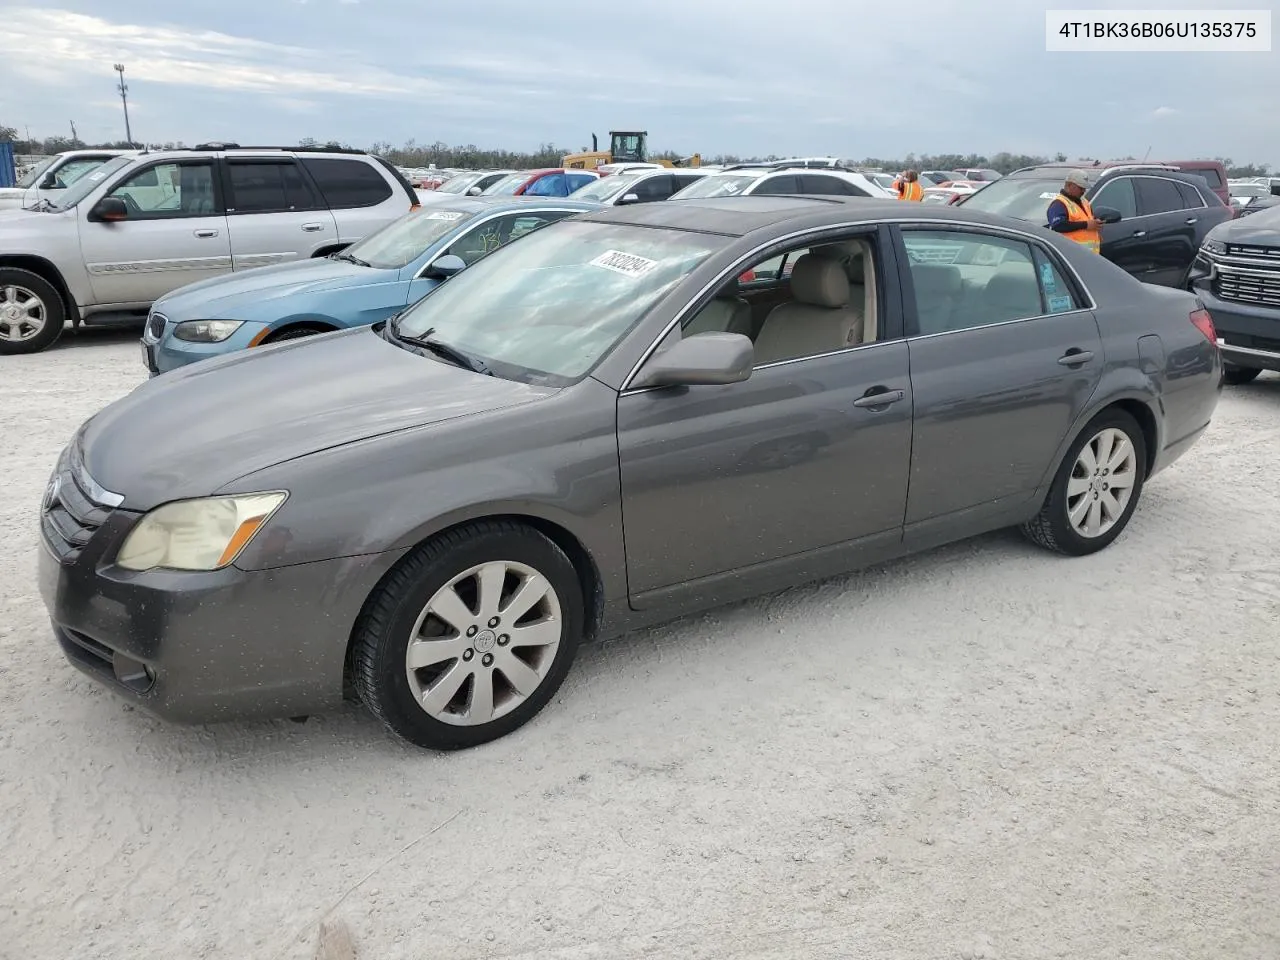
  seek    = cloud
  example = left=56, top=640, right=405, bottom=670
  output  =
left=0, top=1, right=1276, bottom=163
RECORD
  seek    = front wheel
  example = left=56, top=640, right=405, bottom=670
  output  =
left=0, top=269, right=65, bottom=355
left=1223, top=364, right=1262, bottom=386
left=352, top=521, right=584, bottom=750
left=1022, top=409, right=1148, bottom=556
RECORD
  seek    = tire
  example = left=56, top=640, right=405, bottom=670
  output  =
left=352, top=520, right=584, bottom=750
left=1223, top=364, right=1262, bottom=386
left=0, top=268, right=66, bottom=355
left=1021, top=408, right=1148, bottom=557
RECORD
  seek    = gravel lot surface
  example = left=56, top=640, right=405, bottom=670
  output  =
left=2, top=328, right=1278, bottom=960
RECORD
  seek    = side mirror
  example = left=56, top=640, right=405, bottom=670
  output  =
left=423, top=253, right=467, bottom=280
left=617, top=193, right=641, bottom=205
left=630, top=332, right=754, bottom=389
left=1094, top=205, right=1122, bottom=224
left=466, top=186, right=483, bottom=196
left=40, top=175, right=59, bottom=190
left=89, top=197, right=128, bottom=223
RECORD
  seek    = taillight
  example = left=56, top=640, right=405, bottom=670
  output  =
left=1190, top=305, right=1217, bottom=344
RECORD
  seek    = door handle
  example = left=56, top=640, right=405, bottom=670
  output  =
left=853, top=388, right=905, bottom=409
left=1132, top=230, right=1147, bottom=237
left=193, top=229, right=218, bottom=238
left=301, top=222, right=324, bottom=232
left=1058, top=349, right=1095, bottom=366
left=1185, top=217, right=1197, bottom=224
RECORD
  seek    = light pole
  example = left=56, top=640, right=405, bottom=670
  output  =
left=113, top=63, right=133, bottom=146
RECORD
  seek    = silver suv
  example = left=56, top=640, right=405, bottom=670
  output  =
left=0, top=144, right=420, bottom=354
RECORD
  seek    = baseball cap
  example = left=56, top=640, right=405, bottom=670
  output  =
left=1065, top=169, right=1089, bottom=188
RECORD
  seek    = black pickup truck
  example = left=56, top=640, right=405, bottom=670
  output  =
left=1184, top=204, right=1280, bottom=384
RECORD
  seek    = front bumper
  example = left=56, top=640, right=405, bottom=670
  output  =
left=141, top=316, right=270, bottom=377
left=37, top=455, right=404, bottom=724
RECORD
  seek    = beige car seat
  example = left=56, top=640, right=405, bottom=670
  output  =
left=753, top=255, right=864, bottom=364
left=684, top=277, right=752, bottom=338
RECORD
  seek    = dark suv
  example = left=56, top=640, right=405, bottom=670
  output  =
left=956, top=163, right=1235, bottom=287
left=1184, top=207, right=1280, bottom=384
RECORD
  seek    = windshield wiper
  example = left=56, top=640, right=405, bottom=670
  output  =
left=333, top=251, right=371, bottom=267
left=389, top=319, right=490, bottom=374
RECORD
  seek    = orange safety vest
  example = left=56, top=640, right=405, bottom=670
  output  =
left=898, top=179, right=923, bottom=201
left=1057, top=193, right=1101, bottom=252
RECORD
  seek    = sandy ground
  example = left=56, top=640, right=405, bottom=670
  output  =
left=2, top=327, right=1279, bottom=960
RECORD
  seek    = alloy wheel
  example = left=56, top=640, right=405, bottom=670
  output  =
left=405, top=560, right=563, bottom=726
left=1066, top=427, right=1138, bottom=538
left=0, top=285, right=46, bottom=342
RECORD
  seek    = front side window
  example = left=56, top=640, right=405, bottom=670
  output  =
left=1091, top=177, right=1138, bottom=218
left=108, top=161, right=217, bottom=218
left=444, top=210, right=574, bottom=266
left=394, top=220, right=725, bottom=384
left=570, top=174, right=638, bottom=202
left=902, top=230, right=1050, bottom=335
left=483, top=174, right=529, bottom=196
left=436, top=173, right=483, bottom=195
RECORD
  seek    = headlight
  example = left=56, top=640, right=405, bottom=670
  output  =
left=173, top=319, right=244, bottom=343
left=1201, top=239, right=1227, bottom=256
left=116, top=492, right=287, bottom=571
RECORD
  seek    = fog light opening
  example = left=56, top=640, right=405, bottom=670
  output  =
left=113, top=653, right=156, bottom=693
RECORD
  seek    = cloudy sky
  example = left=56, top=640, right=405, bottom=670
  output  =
left=3, top=0, right=1276, bottom=164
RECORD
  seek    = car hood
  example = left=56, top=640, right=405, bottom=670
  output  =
left=0, top=205, right=69, bottom=227
left=1209, top=203, right=1280, bottom=241
left=154, top=257, right=394, bottom=317
left=80, top=327, right=558, bottom=508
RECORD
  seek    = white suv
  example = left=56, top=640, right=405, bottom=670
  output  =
left=669, top=162, right=893, bottom=201
left=0, top=144, right=420, bottom=354
left=0, top=150, right=137, bottom=211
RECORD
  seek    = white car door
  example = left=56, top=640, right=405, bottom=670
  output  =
left=221, top=157, right=339, bottom=269
left=77, top=158, right=231, bottom=307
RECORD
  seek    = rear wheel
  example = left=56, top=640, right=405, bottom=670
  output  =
left=352, top=521, right=583, bottom=750
left=0, top=269, right=65, bottom=355
left=1022, top=409, right=1148, bottom=556
left=1223, top=364, right=1262, bottom=386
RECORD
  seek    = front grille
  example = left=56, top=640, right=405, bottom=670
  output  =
left=147, top=311, right=168, bottom=340
left=1214, top=264, right=1280, bottom=308
left=40, top=458, right=115, bottom=561
left=1225, top=243, right=1280, bottom=261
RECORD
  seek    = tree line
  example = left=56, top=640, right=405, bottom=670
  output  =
left=3, top=125, right=1273, bottom=179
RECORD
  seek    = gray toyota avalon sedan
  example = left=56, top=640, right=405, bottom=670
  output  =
left=38, top=196, right=1223, bottom=750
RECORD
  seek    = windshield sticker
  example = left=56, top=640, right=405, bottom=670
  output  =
left=1039, top=192, right=1059, bottom=200
left=87, top=171, right=108, bottom=181
left=1047, top=294, right=1074, bottom=313
left=424, top=210, right=466, bottom=220
left=590, top=250, right=659, bottom=278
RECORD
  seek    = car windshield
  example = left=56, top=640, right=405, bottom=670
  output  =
left=670, top=174, right=761, bottom=199
left=958, top=177, right=1068, bottom=221
left=16, top=156, right=57, bottom=189
left=570, top=173, right=639, bottom=202
left=342, top=207, right=475, bottom=269
left=48, top=155, right=133, bottom=209
left=1230, top=184, right=1266, bottom=198
left=392, top=219, right=725, bottom=385
left=436, top=172, right=484, bottom=195
left=484, top=174, right=530, bottom=196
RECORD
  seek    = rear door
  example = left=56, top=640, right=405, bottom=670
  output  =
left=299, top=156, right=397, bottom=244
left=896, top=226, right=1103, bottom=543
left=752, top=174, right=801, bottom=195
left=1132, top=175, right=1199, bottom=286
left=800, top=173, right=871, bottom=197
left=221, top=156, right=339, bottom=270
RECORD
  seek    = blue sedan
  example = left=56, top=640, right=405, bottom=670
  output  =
left=141, top=197, right=599, bottom=375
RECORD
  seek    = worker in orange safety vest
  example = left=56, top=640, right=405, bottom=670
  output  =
left=896, top=169, right=924, bottom=201
left=1045, top=169, right=1102, bottom=252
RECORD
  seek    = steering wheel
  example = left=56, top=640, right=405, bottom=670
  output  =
left=119, top=193, right=144, bottom=215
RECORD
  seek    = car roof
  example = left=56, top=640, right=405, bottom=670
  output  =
left=422, top=196, right=602, bottom=215
left=576, top=194, right=1032, bottom=238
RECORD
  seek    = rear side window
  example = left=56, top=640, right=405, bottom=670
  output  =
left=300, top=157, right=393, bottom=209
left=226, top=160, right=319, bottom=213
left=565, top=172, right=598, bottom=192
left=630, top=175, right=675, bottom=201
left=801, top=174, right=870, bottom=197
left=1032, top=247, right=1081, bottom=313
left=1135, top=176, right=1186, bottom=215
left=525, top=173, right=567, bottom=197
left=1174, top=181, right=1205, bottom=208
left=755, top=174, right=800, bottom=195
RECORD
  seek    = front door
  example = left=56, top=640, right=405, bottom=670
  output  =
left=222, top=157, right=339, bottom=269
left=897, top=226, right=1103, bottom=534
left=1091, top=176, right=1150, bottom=280
left=78, top=159, right=231, bottom=307
left=618, top=230, right=911, bottom=604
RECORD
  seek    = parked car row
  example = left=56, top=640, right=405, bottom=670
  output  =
left=37, top=192, right=1223, bottom=751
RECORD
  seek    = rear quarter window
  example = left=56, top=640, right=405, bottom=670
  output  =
left=299, top=157, right=394, bottom=209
